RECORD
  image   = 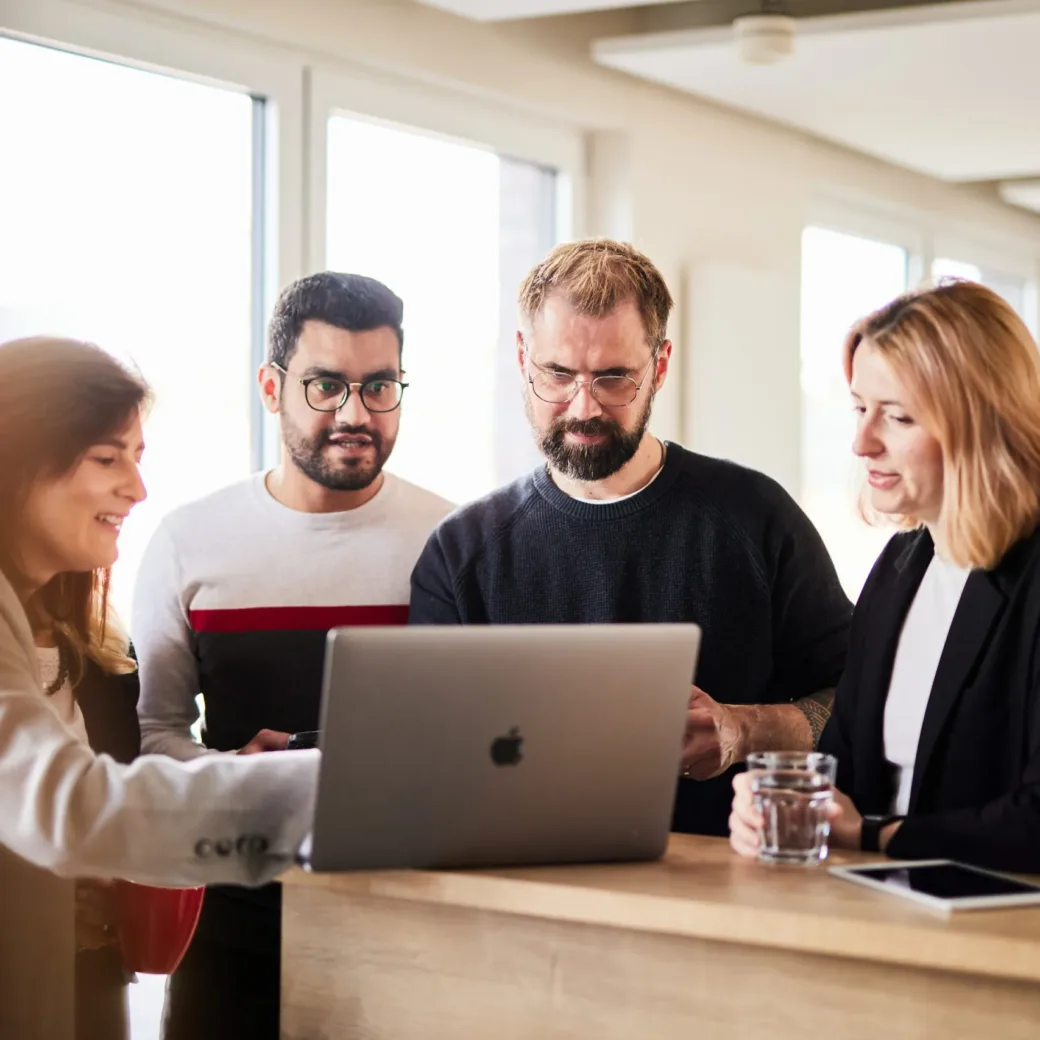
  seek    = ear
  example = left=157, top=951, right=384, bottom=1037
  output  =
left=654, top=341, right=673, bottom=393
left=258, top=364, right=282, bottom=416
left=516, top=331, right=527, bottom=379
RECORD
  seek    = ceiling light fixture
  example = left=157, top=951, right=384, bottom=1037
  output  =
left=733, top=2, right=796, bottom=65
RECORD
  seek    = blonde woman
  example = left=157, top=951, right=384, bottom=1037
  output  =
left=730, top=281, right=1040, bottom=872
left=0, top=337, right=318, bottom=1040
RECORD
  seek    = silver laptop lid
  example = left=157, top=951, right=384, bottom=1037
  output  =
left=309, top=623, right=700, bottom=872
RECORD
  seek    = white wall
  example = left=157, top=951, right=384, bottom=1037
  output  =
left=9, top=0, right=1040, bottom=494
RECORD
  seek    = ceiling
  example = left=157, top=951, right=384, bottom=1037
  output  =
left=592, top=1, right=1040, bottom=184
left=412, top=0, right=1040, bottom=209
left=417, top=0, right=689, bottom=18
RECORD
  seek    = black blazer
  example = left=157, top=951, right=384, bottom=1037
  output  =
left=820, top=525, right=1040, bottom=873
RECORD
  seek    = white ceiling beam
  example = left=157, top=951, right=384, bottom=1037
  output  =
left=1000, top=180, right=1040, bottom=215
left=416, top=0, right=690, bottom=22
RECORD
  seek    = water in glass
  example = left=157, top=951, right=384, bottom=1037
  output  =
left=747, top=752, right=837, bottom=865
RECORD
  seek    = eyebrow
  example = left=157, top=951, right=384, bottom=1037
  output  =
left=96, top=438, right=145, bottom=453
left=538, top=360, right=639, bottom=378
left=850, top=391, right=906, bottom=408
left=301, top=365, right=399, bottom=382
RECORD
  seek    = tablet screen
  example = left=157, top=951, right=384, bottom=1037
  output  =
left=851, top=863, right=1040, bottom=900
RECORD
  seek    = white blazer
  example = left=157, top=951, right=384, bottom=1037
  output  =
left=0, top=570, right=319, bottom=1039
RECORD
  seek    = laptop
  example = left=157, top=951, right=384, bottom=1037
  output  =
left=305, top=623, right=701, bottom=872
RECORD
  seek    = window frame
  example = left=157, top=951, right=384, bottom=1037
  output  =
left=309, top=62, right=585, bottom=495
left=931, top=232, right=1040, bottom=338
left=3, top=0, right=305, bottom=280
left=2, top=0, right=306, bottom=467
left=809, top=193, right=1040, bottom=336
left=307, top=62, right=584, bottom=274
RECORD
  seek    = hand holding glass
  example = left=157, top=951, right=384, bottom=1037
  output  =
left=745, top=751, right=837, bottom=865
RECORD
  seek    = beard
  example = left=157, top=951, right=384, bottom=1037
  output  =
left=281, top=415, right=395, bottom=492
left=530, top=388, right=655, bottom=482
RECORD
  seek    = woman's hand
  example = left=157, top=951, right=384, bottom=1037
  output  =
left=827, top=789, right=864, bottom=850
left=729, top=773, right=863, bottom=858
left=75, top=878, right=119, bottom=951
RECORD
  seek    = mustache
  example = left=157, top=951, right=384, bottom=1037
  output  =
left=551, top=417, right=620, bottom=438
left=320, top=424, right=380, bottom=444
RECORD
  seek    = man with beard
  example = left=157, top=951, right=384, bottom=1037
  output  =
left=132, top=271, right=452, bottom=1040
left=410, top=239, right=852, bottom=838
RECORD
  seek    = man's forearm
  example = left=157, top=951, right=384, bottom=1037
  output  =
left=731, top=688, right=836, bottom=758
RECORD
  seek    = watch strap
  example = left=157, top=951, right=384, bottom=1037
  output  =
left=861, top=814, right=903, bottom=853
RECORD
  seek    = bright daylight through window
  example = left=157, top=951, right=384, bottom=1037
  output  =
left=800, top=226, right=909, bottom=599
left=326, top=114, right=559, bottom=506
left=0, top=36, right=258, bottom=632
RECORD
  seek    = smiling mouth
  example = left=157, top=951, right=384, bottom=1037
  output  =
left=97, top=514, right=126, bottom=530
left=326, top=436, right=373, bottom=452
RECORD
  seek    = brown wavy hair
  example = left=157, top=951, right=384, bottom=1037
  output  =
left=844, top=281, right=1040, bottom=569
left=0, top=337, right=151, bottom=681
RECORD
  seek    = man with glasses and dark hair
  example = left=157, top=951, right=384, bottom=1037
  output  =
left=132, top=271, right=451, bottom=1040
left=410, top=238, right=852, bottom=839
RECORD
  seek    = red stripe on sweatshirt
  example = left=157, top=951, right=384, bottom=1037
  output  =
left=188, top=604, right=409, bottom=633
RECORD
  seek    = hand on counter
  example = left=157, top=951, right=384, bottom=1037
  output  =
left=237, top=728, right=291, bottom=755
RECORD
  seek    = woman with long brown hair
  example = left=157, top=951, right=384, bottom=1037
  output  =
left=0, top=335, right=153, bottom=1038
left=730, top=281, right=1040, bottom=871
left=0, top=337, right=318, bottom=1039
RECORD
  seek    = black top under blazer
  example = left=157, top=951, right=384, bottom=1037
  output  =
left=820, top=524, right=1040, bottom=873
left=76, top=653, right=140, bottom=765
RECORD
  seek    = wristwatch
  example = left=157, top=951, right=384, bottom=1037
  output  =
left=286, top=730, right=320, bottom=751
left=861, top=814, right=904, bottom=853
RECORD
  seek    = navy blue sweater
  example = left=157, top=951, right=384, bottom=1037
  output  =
left=410, top=443, right=852, bottom=835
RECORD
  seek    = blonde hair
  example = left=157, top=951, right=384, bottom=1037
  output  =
left=844, top=280, right=1040, bottom=569
left=518, top=238, right=674, bottom=349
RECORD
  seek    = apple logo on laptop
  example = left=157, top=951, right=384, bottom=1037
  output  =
left=490, top=727, right=523, bottom=767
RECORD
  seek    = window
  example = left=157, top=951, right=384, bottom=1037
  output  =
left=0, top=35, right=263, bottom=622
left=325, top=114, right=559, bottom=505
left=800, top=226, right=910, bottom=599
left=932, top=257, right=1034, bottom=335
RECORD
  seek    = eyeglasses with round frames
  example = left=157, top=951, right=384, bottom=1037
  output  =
left=271, top=363, right=408, bottom=413
left=525, top=348, right=658, bottom=408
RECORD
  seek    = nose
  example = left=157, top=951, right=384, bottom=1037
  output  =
left=564, top=381, right=605, bottom=422
left=852, top=415, right=884, bottom=459
left=124, top=461, right=147, bottom=506
left=336, top=387, right=369, bottom=425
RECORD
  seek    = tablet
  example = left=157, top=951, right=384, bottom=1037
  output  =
left=829, top=860, right=1040, bottom=912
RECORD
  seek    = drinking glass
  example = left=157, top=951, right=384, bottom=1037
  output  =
left=746, top=751, right=837, bottom=865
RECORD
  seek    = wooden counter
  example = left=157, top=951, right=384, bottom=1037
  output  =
left=281, top=834, right=1040, bottom=1039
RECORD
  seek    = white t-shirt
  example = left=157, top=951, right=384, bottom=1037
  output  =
left=559, top=445, right=668, bottom=505
left=883, top=554, right=972, bottom=815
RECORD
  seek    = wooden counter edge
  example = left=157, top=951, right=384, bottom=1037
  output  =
left=282, top=865, right=1040, bottom=985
